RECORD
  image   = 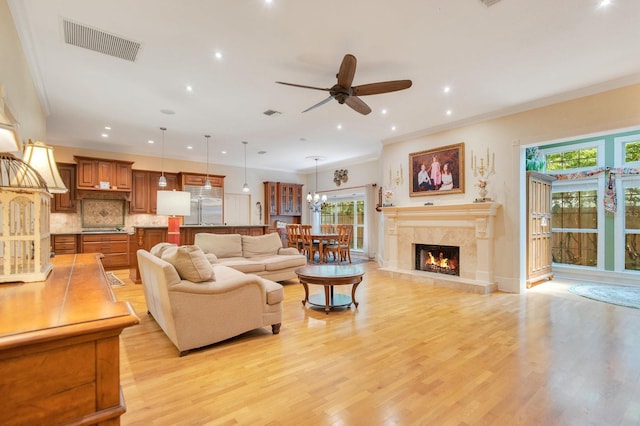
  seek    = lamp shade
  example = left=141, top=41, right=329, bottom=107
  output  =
left=22, top=140, right=68, bottom=194
left=0, top=84, right=21, bottom=152
left=157, top=190, right=191, bottom=216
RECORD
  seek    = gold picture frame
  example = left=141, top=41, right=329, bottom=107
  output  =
left=409, top=142, right=465, bottom=197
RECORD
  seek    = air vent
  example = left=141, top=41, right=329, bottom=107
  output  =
left=263, top=109, right=281, bottom=116
left=479, top=0, right=502, bottom=6
left=63, top=19, right=141, bottom=62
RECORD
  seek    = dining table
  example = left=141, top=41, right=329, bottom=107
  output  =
left=310, top=231, right=340, bottom=263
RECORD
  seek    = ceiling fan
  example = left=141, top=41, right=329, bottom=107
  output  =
left=276, top=54, right=412, bottom=115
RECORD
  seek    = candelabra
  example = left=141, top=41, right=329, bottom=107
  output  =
left=470, top=148, right=495, bottom=201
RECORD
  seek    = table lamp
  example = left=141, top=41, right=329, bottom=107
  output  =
left=157, top=190, right=191, bottom=245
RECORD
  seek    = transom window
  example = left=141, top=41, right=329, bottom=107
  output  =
left=546, top=147, right=597, bottom=171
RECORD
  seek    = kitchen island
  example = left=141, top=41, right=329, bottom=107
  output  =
left=129, top=225, right=269, bottom=283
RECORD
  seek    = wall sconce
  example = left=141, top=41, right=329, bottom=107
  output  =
left=389, top=164, right=403, bottom=187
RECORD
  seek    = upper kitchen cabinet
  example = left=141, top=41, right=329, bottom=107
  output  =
left=178, top=172, right=224, bottom=189
left=74, top=156, right=134, bottom=191
left=51, top=163, right=77, bottom=213
left=130, top=170, right=178, bottom=214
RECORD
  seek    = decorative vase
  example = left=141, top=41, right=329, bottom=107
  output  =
left=478, top=187, right=488, bottom=200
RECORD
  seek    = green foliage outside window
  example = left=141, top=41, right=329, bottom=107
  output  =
left=625, top=141, right=640, bottom=163
left=546, top=148, right=597, bottom=171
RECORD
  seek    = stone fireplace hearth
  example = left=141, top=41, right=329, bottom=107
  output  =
left=379, top=203, right=501, bottom=294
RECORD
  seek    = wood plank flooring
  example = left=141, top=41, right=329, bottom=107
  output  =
left=111, top=265, right=640, bottom=425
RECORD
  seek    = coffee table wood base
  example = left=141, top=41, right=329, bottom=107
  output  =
left=296, top=265, right=364, bottom=314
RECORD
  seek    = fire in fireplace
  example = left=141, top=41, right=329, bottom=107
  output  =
left=414, top=244, right=460, bottom=276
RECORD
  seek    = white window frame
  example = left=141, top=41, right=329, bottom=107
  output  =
left=541, top=139, right=605, bottom=174
left=322, top=196, right=366, bottom=253
left=550, top=177, right=605, bottom=270
left=614, top=133, right=640, bottom=168
left=615, top=175, right=640, bottom=273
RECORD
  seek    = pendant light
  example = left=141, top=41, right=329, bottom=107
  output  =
left=203, top=134, right=212, bottom=190
left=158, top=127, right=167, bottom=187
left=242, top=141, right=250, bottom=193
left=307, top=156, right=327, bottom=212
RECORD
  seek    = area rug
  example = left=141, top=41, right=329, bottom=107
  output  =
left=106, top=272, right=126, bottom=287
left=569, top=284, right=640, bottom=309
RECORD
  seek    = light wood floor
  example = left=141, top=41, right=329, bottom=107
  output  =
left=111, top=265, right=640, bottom=426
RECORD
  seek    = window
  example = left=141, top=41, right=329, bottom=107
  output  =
left=546, top=147, right=597, bottom=171
left=623, top=179, right=640, bottom=271
left=551, top=186, right=598, bottom=266
left=320, top=198, right=365, bottom=251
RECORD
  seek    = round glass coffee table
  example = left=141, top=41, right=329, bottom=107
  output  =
left=295, top=264, right=365, bottom=313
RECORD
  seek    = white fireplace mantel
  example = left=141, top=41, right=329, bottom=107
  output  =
left=379, top=202, right=501, bottom=294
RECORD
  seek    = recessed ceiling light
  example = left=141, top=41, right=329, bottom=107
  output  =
left=101, top=133, right=108, bottom=138
left=265, top=0, right=273, bottom=3
left=221, top=150, right=227, bottom=154
left=337, top=124, right=342, bottom=130
left=186, top=85, right=193, bottom=92
left=443, top=86, right=451, bottom=94
left=391, top=125, right=397, bottom=131
left=215, top=51, right=223, bottom=60
left=446, top=110, right=452, bottom=116
left=148, top=140, right=154, bottom=144
left=187, top=146, right=193, bottom=150
left=381, top=109, right=388, bottom=115
left=104, top=126, right=111, bottom=130
left=598, top=0, right=611, bottom=7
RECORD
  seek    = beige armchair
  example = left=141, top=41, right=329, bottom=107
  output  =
left=137, top=248, right=283, bottom=356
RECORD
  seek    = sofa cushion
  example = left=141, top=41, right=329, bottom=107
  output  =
left=278, top=247, right=300, bottom=255
left=195, top=233, right=243, bottom=258
left=217, top=258, right=266, bottom=274
left=205, top=253, right=218, bottom=264
left=242, top=233, right=282, bottom=258
left=150, top=242, right=177, bottom=258
left=256, top=254, right=307, bottom=271
left=162, top=245, right=215, bottom=283
left=261, top=278, right=284, bottom=305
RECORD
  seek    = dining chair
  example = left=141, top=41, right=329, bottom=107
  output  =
left=285, top=224, right=301, bottom=251
left=338, top=225, right=353, bottom=263
left=299, top=225, right=321, bottom=263
left=324, top=225, right=347, bottom=263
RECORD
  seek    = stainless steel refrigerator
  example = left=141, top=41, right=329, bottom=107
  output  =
left=182, top=185, right=223, bottom=225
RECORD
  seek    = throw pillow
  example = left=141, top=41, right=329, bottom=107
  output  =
left=162, top=245, right=215, bottom=283
left=150, top=242, right=177, bottom=258
left=242, top=232, right=282, bottom=257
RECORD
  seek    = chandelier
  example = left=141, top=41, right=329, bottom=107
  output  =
left=307, top=156, right=327, bottom=212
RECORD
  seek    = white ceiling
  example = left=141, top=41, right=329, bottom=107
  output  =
left=8, top=0, right=640, bottom=173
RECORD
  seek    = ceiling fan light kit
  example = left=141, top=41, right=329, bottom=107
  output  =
left=277, top=54, right=412, bottom=115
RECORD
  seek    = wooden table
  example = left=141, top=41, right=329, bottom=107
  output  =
left=295, top=264, right=365, bottom=313
left=0, top=254, right=139, bottom=425
left=310, top=232, right=340, bottom=263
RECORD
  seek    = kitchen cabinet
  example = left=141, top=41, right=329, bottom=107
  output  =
left=130, top=170, right=178, bottom=214
left=178, top=172, right=224, bottom=189
left=51, top=234, right=77, bottom=255
left=80, top=233, right=130, bottom=269
left=51, top=163, right=77, bottom=213
left=526, top=171, right=556, bottom=287
left=74, top=156, right=134, bottom=191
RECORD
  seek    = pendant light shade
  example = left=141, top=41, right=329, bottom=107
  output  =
left=158, top=127, right=167, bottom=187
left=204, top=134, right=212, bottom=190
left=242, top=141, right=250, bottom=193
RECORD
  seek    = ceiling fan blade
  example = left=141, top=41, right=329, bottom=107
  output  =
left=302, top=95, right=336, bottom=113
left=352, top=80, right=413, bottom=96
left=276, top=81, right=331, bottom=92
left=345, top=96, right=371, bottom=115
left=337, top=54, right=357, bottom=89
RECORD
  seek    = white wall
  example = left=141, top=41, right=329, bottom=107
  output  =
left=380, top=84, right=640, bottom=293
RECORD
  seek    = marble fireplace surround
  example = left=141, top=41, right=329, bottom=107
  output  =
left=379, top=203, right=501, bottom=294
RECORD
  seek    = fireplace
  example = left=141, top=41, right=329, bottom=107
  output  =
left=415, top=244, right=460, bottom=276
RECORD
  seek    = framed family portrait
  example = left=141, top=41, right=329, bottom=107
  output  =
left=409, top=142, right=465, bottom=197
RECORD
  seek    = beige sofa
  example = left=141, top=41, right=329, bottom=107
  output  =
left=137, top=244, right=283, bottom=356
left=194, top=232, right=307, bottom=282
